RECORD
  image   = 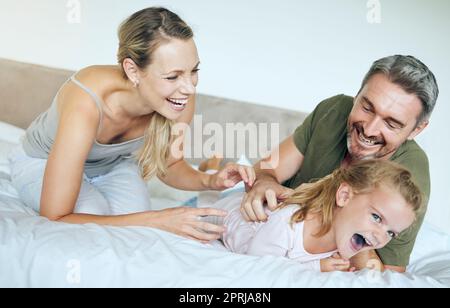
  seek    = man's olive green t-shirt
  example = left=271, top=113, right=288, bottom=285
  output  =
left=284, top=94, right=430, bottom=267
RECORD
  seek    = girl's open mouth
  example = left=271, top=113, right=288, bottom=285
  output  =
left=350, top=233, right=373, bottom=252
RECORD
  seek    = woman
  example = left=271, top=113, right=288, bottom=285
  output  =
left=9, top=7, right=254, bottom=242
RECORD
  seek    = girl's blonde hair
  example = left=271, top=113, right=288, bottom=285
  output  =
left=281, top=160, right=422, bottom=237
left=117, top=7, right=193, bottom=180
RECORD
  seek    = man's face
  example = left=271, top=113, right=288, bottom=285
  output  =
left=347, top=73, right=427, bottom=160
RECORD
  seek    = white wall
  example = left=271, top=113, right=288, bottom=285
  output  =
left=1, top=0, right=449, bottom=233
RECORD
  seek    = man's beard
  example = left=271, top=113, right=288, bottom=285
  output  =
left=346, top=136, right=378, bottom=160
left=346, top=122, right=392, bottom=161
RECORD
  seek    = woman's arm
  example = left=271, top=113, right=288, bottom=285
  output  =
left=40, top=80, right=100, bottom=221
left=58, top=207, right=227, bottom=242
left=40, top=82, right=227, bottom=241
left=159, top=159, right=211, bottom=191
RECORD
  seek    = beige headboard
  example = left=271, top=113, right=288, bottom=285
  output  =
left=0, top=58, right=307, bottom=163
left=0, top=58, right=73, bottom=129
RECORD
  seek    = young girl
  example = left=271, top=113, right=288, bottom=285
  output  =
left=8, top=7, right=254, bottom=242
left=201, top=159, right=422, bottom=272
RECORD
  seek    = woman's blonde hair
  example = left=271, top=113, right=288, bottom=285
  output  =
left=281, top=160, right=422, bottom=237
left=117, top=7, right=193, bottom=180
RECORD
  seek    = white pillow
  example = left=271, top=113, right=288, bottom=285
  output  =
left=0, top=121, right=25, bottom=144
left=147, top=176, right=198, bottom=204
left=0, top=140, right=16, bottom=175
left=0, top=122, right=24, bottom=175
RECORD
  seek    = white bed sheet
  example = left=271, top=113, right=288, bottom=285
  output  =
left=1, top=178, right=450, bottom=287
left=1, top=122, right=450, bottom=287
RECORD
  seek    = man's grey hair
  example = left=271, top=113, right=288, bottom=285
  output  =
left=359, top=55, right=439, bottom=124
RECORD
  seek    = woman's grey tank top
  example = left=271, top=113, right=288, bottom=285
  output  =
left=22, top=76, right=144, bottom=178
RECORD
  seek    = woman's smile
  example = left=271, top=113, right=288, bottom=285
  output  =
left=167, top=97, right=188, bottom=112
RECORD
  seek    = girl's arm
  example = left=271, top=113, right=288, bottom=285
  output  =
left=296, top=255, right=351, bottom=272
left=320, top=253, right=353, bottom=272
left=244, top=209, right=353, bottom=272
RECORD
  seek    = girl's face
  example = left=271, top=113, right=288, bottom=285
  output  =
left=333, top=183, right=416, bottom=260
left=138, top=38, right=200, bottom=120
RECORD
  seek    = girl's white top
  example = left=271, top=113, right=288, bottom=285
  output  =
left=209, top=192, right=336, bottom=271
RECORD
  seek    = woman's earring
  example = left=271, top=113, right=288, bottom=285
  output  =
left=133, top=79, right=140, bottom=88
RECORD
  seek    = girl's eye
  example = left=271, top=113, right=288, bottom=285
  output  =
left=192, top=69, right=200, bottom=74
left=166, top=76, right=178, bottom=81
left=387, top=231, right=396, bottom=239
left=372, top=213, right=382, bottom=223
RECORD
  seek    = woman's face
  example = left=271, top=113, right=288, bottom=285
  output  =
left=333, top=184, right=416, bottom=260
left=139, top=38, right=200, bottom=120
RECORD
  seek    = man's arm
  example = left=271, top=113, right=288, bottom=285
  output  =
left=385, top=265, right=406, bottom=273
left=375, top=146, right=430, bottom=271
left=350, top=250, right=406, bottom=273
left=255, top=135, right=305, bottom=184
left=240, top=135, right=304, bottom=221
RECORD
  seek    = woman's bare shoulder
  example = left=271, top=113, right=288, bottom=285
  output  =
left=74, top=65, right=122, bottom=87
left=55, top=67, right=107, bottom=121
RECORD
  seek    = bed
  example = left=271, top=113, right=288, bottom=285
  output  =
left=1, top=121, right=450, bottom=288
left=1, top=58, right=450, bottom=287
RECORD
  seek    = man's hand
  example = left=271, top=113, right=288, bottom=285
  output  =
left=350, top=250, right=387, bottom=272
left=239, top=135, right=303, bottom=222
left=240, top=178, right=294, bottom=222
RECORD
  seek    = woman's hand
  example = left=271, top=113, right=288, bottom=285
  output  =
left=146, top=207, right=228, bottom=242
left=320, top=253, right=356, bottom=272
left=208, top=163, right=256, bottom=191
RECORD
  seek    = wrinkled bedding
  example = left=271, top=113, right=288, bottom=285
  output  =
left=1, top=122, right=449, bottom=287
left=2, top=177, right=450, bottom=287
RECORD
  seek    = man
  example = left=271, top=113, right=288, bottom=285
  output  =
left=241, top=55, right=439, bottom=272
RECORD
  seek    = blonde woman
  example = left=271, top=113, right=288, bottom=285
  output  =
left=8, top=7, right=254, bottom=242
left=202, top=160, right=422, bottom=272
